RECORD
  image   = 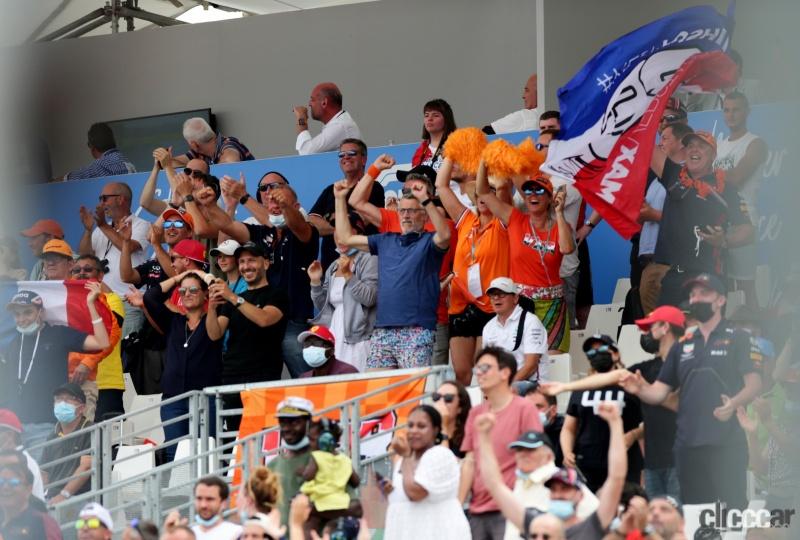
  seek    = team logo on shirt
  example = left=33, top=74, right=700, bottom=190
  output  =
left=522, top=234, right=556, bottom=254
left=680, top=342, right=695, bottom=362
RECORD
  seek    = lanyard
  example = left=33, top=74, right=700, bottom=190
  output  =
left=18, top=329, right=42, bottom=386
left=529, top=216, right=556, bottom=286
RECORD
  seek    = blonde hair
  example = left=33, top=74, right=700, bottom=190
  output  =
left=246, top=467, right=282, bottom=513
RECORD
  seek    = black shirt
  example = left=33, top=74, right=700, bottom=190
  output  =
left=653, top=159, right=750, bottom=273
left=309, top=182, right=384, bottom=270
left=143, top=287, right=223, bottom=397
left=244, top=223, right=318, bottom=323
left=628, top=357, right=676, bottom=469
left=134, top=258, right=167, bottom=289
left=544, top=414, right=565, bottom=468
left=40, top=417, right=93, bottom=496
left=0, top=325, right=86, bottom=423
left=0, top=504, right=60, bottom=539
left=219, top=284, right=289, bottom=381
left=658, top=321, right=760, bottom=448
left=566, top=384, right=643, bottom=471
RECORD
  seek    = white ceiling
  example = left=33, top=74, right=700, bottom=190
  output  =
left=4, top=0, right=376, bottom=45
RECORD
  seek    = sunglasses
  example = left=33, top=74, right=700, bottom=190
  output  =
left=529, top=534, right=550, bottom=540
left=75, top=518, right=103, bottom=530
left=535, top=143, right=549, bottom=151
left=586, top=345, right=611, bottom=357
left=178, top=286, right=202, bottom=296
left=473, top=363, right=493, bottom=375
left=521, top=182, right=548, bottom=196
left=398, top=208, right=425, bottom=215
left=338, top=150, right=360, bottom=158
left=431, top=392, right=456, bottom=403
left=98, top=194, right=122, bottom=202
left=70, top=265, right=98, bottom=275
left=183, top=167, right=205, bottom=179
left=258, top=183, right=284, bottom=192
left=163, top=221, right=187, bottom=229
left=0, top=477, right=21, bottom=487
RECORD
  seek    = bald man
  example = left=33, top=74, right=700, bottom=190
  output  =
left=293, top=82, right=362, bottom=155
left=483, top=73, right=539, bottom=135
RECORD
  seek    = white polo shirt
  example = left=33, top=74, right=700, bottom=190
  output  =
left=482, top=305, right=549, bottom=379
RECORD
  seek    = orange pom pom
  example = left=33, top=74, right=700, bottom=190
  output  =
left=482, top=139, right=525, bottom=179
left=516, top=138, right=546, bottom=177
left=443, top=127, right=487, bottom=175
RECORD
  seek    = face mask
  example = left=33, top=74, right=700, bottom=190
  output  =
left=539, top=411, right=549, bottom=428
left=548, top=499, right=576, bottom=520
left=282, top=435, right=310, bottom=451
left=639, top=332, right=660, bottom=354
left=589, top=352, right=614, bottom=373
left=516, top=468, right=530, bottom=480
left=269, top=214, right=287, bottom=229
left=194, top=514, right=220, bottom=528
left=303, top=346, right=328, bottom=368
left=54, top=401, right=77, bottom=424
left=337, top=246, right=359, bottom=257
left=688, top=301, right=715, bottom=323
left=16, top=322, right=40, bottom=335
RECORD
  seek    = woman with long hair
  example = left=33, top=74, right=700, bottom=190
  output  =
left=411, top=99, right=457, bottom=171
left=430, top=380, right=471, bottom=459
left=383, top=405, right=470, bottom=540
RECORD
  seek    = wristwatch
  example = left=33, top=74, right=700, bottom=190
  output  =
left=60, top=489, right=71, bottom=499
left=235, top=296, right=245, bottom=308
left=184, top=194, right=195, bottom=204
left=239, top=193, right=250, bottom=205
left=584, top=220, right=595, bottom=228
left=421, top=198, right=433, bottom=207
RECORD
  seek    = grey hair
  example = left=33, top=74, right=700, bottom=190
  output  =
left=182, top=117, right=215, bottom=144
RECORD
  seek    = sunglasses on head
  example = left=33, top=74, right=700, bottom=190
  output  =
left=98, top=194, right=122, bottom=202
left=183, top=167, right=205, bottom=179
left=163, top=220, right=187, bottom=229
left=0, top=477, right=21, bottom=487
left=70, top=265, right=98, bottom=275
left=431, top=392, right=456, bottom=404
left=178, top=286, right=202, bottom=296
left=586, top=344, right=611, bottom=357
left=521, top=182, right=548, bottom=196
left=535, top=142, right=549, bottom=151
left=338, top=150, right=360, bottom=158
left=75, top=518, right=103, bottom=530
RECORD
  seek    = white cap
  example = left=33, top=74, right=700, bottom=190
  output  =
left=275, top=396, right=314, bottom=418
left=79, top=502, right=113, bottom=530
left=486, top=277, right=518, bottom=294
left=210, top=239, right=241, bottom=257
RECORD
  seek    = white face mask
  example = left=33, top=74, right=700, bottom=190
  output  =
left=303, top=346, right=328, bottom=368
left=269, top=214, right=287, bottom=229
left=539, top=411, right=549, bottom=428
left=16, top=321, right=40, bottom=335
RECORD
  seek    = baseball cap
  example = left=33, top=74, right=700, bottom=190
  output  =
left=508, top=430, right=554, bottom=452
left=234, top=241, right=266, bottom=259
left=297, top=325, right=336, bottom=346
left=161, top=208, right=195, bottom=231
left=40, top=239, right=73, bottom=259
left=635, top=305, right=686, bottom=331
left=487, top=277, right=518, bottom=295
left=681, top=130, right=717, bottom=154
left=172, top=239, right=206, bottom=265
left=0, top=410, right=22, bottom=433
left=275, top=397, right=314, bottom=418
left=5, top=290, right=43, bottom=310
left=521, top=176, right=554, bottom=197
left=683, top=273, right=726, bottom=295
left=79, top=502, right=113, bottom=530
left=582, top=334, right=619, bottom=353
left=396, top=165, right=436, bottom=186
left=210, top=239, right=241, bottom=257
left=545, top=467, right=583, bottom=489
left=53, top=382, right=87, bottom=404
left=20, top=219, right=64, bottom=239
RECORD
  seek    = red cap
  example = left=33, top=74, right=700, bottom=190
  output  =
left=0, top=409, right=22, bottom=433
left=161, top=208, right=195, bottom=231
left=635, top=305, right=686, bottom=331
left=21, top=219, right=64, bottom=239
left=172, top=239, right=206, bottom=265
left=297, top=325, right=335, bottom=346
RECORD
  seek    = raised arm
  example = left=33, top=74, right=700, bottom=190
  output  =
left=205, top=203, right=251, bottom=244
left=475, top=413, right=525, bottom=529
left=554, top=187, right=576, bottom=254
left=650, top=145, right=667, bottom=179
left=271, top=187, right=313, bottom=244
left=221, top=174, right=274, bottom=226
left=139, top=157, right=168, bottom=217
left=594, top=402, right=628, bottom=530
left=476, top=160, right=513, bottom=226
left=540, top=370, right=627, bottom=396
left=619, top=370, right=672, bottom=405
left=335, top=182, right=369, bottom=252
left=82, top=282, right=111, bottom=351
left=349, top=155, right=395, bottom=228
left=174, top=173, right=218, bottom=239
left=119, top=222, right=142, bottom=286
left=409, top=183, right=450, bottom=250
left=435, top=157, right=467, bottom=222
left=204, top=285, right=229, bottom=342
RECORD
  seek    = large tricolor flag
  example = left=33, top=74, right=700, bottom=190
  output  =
left=541, top=4, right=738, bottom=239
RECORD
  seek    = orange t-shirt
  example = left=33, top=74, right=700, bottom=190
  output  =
left=378, top=208, right=455, bottom=324
left=451, top=211, right=510, bottom=314
left=506, top=207, right=563, bottom=289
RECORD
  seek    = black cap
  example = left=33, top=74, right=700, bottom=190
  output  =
left=396, top=165, right=436, bottom=186
left=508, top=430, right=554, bottom=452
left=582, top=334, right=618, bottom=353
left=53, top=383, right=86, bottom=404
left=683, top=273, right=726, bottom=296
left=234, top=241, right=266, bottom=259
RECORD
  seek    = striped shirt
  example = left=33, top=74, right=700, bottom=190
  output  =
left=65, top=148, right=136, bottom=181
left=184, top=133, right=254, bottom=165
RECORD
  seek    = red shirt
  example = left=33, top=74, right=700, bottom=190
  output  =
left=506, top=207, right=564, bottom=289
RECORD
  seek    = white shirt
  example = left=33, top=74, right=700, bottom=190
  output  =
left=23, top=450, right=44, bottom=501
left=191, top=521, right=242, bottom=540
left=92, top=214, right=150, bottom=296
left=296, top=110, right=362, bottom=155
left=482, top=305, right=549, bottom=379
left=490, top=108, right=539, bottom=134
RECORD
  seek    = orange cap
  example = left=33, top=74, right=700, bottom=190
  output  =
left=681, top=130, right=717, bottom=154
left=20, top=219, right=64, bottom=239
left=40, top=239, right=74, bottom=258
left=161, top=208, right=195, bottom=231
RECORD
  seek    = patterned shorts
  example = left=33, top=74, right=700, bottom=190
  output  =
left=367, top=327, right=435, bottom=369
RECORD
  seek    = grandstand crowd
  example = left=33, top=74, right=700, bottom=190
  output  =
left=0, top=45, right=796, bottom=540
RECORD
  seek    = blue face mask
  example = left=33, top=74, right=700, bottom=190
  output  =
left=303, top=346, right=329, bottom=368
left=539, top=411, right=549, bottom=428
left=548, top=499, right=576, bottom=520
left=269, top=214, right=286, bottom=229
left=194, top=513, right=220, bottom=528
left=54, top=401, right=77, bottom=424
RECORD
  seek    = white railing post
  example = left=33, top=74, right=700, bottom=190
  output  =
left=350, top=401, right=361, bottom=472
left=340, top=402, right=351, bottom=455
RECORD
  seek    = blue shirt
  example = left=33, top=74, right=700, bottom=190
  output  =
left=368, top=232, right=445, bottom=330
left=65, top=148, right=136, bottom=180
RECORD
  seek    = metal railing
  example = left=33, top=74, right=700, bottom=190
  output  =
left=46, top=365, right=449, bottom=535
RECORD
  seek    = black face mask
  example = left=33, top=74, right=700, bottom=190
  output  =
left=688, top=301, right=715, bottom=323
left=640, top=332, right=660, bottom=354
left=589, top=352, right=615, bottom=373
